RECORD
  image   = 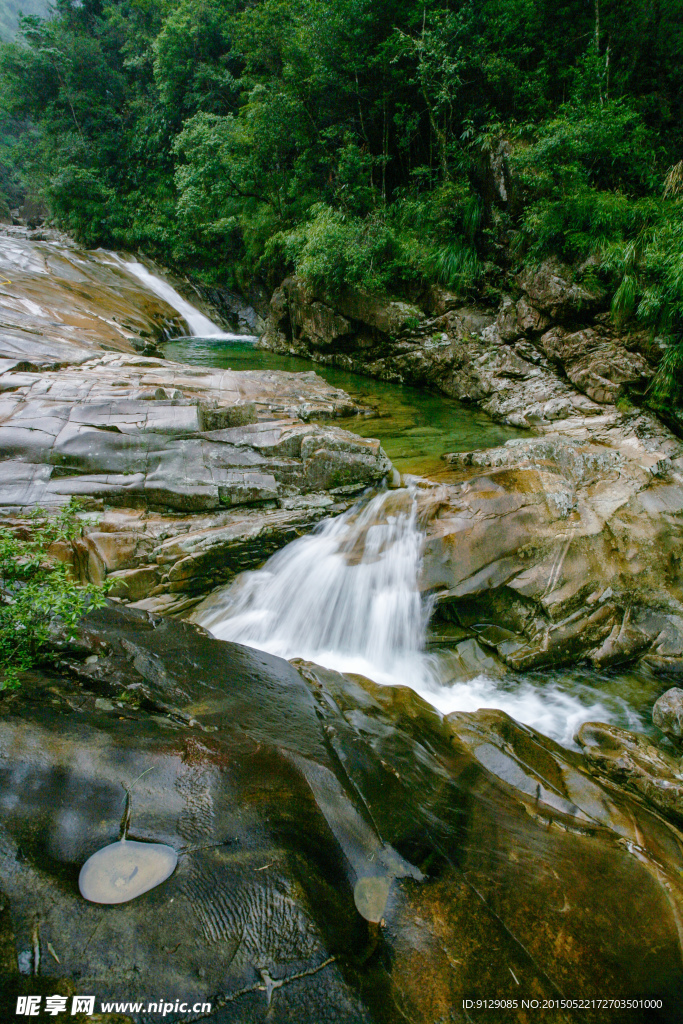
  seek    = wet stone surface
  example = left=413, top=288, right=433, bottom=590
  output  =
left=0, top=605, right=682, bottom=1022
left=416, top=428, right=683, bottom=672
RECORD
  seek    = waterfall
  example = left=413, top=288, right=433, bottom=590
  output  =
left=197, top=488, right=628, bottom=746
left=120, top=259, right=256, bottom=341
left=199, top=488, right=428, bottom=682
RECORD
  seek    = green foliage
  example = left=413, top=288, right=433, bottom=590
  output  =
left=283, top=205, right=411, bottom=294
left=0, top=503, right=111, bottom=690
left=601, top=202, right=683, bottom=410
left=0, top=110, right=25, bottom=210
left=429, top=241, right=480, bottom=290
left=0, top=0, right=682, bottom=314
left=513, top=100, right=662, bottom=263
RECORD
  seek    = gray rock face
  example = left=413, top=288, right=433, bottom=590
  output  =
left=415, top=427, right=683, bottom=670
left=653, top=688, right=683, bottom=740
left=539, top=323, right=652, bottom=404
left=0, top=353, right=387, bottom=513
left=0, top=235, right=392, bottom=611
left=517, top=256, right=605, bottom=319
left=0, top=353, right=390, bottom=612
left=2, top=604, right=683, bottom=1022
left=261, top=264, right=656, bottom=431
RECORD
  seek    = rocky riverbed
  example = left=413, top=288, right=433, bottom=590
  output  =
left=261, top=259, right=658, bottom=431
left=0, top=231, right=391, bottom=614
left=3, top=229, right=683, bottom=1021
left=257, top=259, right=683, bottom=673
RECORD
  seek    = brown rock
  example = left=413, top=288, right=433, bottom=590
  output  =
left=653, top=687, right=683, bottom=741
left=576, top=721, right=683, bottom=824
left=540, top=326, right=653, bottom=404
left=429, top=431, right=683, bottom=669
left=3, top=608, right=677, bottom=1019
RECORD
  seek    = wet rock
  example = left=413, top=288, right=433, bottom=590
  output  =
left=0, top=345, right=390, bottom=604
left=2, top=605, right=683, bottom=1020
left=653, top=688, right=683, bottom=742
left=0, top=233, right=184, bottom=356
left=576, top=721, right=683, bottom=823
left=423, top=429, right=683, bottom=669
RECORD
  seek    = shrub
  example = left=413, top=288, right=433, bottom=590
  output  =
left=0, top=502, right=111, bottom=690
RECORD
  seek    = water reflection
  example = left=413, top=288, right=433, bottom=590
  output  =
left=163, top=336, right=527, bottom=477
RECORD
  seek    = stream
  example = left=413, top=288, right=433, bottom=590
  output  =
left=194, top=478, right=653, bottom=747
left=2, top=237, right=680, bottom=1018
left=1, top=236, right=651, bottom=749
left=160, top=332, right=657, bottom=748
left=165, top=336, right=524, bottom=478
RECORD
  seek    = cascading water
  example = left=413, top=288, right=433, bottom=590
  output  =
left=199, top=488, right=428, bottom=684
left=116, top=257, right=257, bottom=341
left=197, top=487, right=636, bottom=746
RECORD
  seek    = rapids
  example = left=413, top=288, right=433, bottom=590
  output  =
left=197, top=487, right=641, bottom=746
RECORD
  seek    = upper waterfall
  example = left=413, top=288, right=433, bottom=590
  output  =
left=120, top=258, right=256, bottom=341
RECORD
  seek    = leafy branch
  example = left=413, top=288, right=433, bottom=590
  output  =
left=0, top=502, right=112, bottom=691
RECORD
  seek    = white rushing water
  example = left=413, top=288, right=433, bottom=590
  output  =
left=119, top=258, right=256, bottom=341
left=198, top=488, right=629, bottom=746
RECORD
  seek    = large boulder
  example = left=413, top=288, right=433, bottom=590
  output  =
left=539, top=324, right=652, bottom=404
left=653, top=688, right=683, bottom=741
left=421, top=426, right=683, bottom=670
left=2, top=603, right=683, bottom=1022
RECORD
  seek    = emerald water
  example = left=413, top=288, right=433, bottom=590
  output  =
left=163, top=336, right=525, bottom=477
left=166, top=335, right=662, bottom=747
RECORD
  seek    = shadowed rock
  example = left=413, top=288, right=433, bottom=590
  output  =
left=1, top=605, right=682, bottom=1022
left=576, top=721, right=683, bottom=823
left=653, top=688, right=683, bottom=742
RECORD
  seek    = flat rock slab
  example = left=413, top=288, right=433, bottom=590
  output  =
left=0, top=349, right=390, bottom=605
left=1, top=605, right=683, bottom=1022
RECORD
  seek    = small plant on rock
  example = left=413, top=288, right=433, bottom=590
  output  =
left=0, top=502, right=111, bottom=691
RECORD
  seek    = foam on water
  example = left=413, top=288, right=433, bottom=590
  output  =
left=198, top=488, right=629, bottom=746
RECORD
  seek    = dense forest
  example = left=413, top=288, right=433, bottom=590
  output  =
left=1, top=0, right=683, bottom=396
